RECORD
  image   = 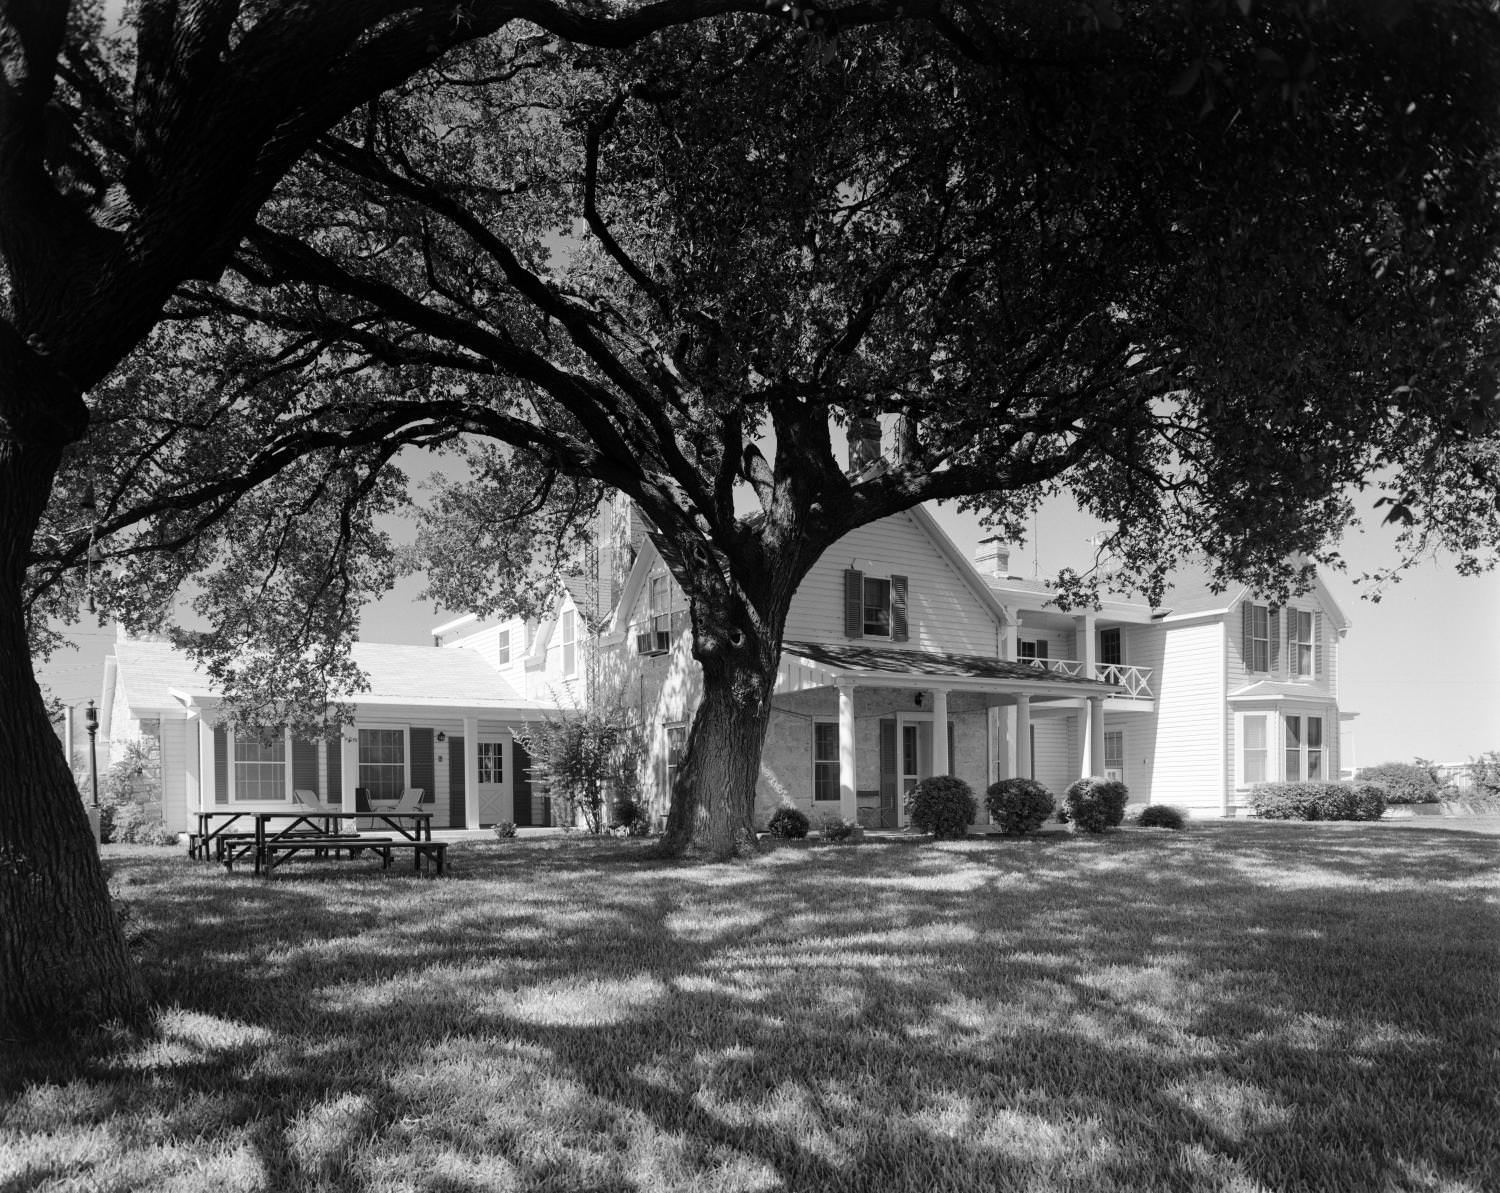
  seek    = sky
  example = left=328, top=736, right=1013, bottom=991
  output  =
left=38, top=477, right=1499, bottom=768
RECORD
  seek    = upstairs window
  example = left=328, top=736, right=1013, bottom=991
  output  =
left=496, top=628, right=511, bottom=667
left=1099, top=627, right=1122, bottom=666
left=1242, top=603, right=1279, bottom=674
left=844, top=569, right=909, bottom=642
left=1018, top=639, right=1049, bottom=663
left=1290, top=610, right=1316, bottom=678
left=561, top=609, right=576, bottom=676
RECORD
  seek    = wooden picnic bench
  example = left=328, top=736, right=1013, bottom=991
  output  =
left=194, top=810, right=444, bottom=876
left=257, top=836, right=447, bottom=876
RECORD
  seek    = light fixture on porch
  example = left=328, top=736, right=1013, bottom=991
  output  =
left=914, top=691, right=923, bottom=708
left=435, top=731, right=446, bottom=743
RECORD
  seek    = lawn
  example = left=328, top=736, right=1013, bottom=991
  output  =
left=3, top=821, right=1496, bottom=1193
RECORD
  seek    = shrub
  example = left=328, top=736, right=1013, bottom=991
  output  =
left=1249, top=782, right=1385, bottom=821
left=1137, top=804, right=1187, bottom=830
left=818, top=814, right=856, bottom=842
left=1467, top=751, right=1500, bottom=799
left=984, top=778, right=1055, bottom=835
left=611, top=796, right=651, bottom=835
left=905, top=775, right=977, bottom=839
left=766, top=806, right=810, bottom=839
left=1064, top=777, right=1130, bottom=833
left=493, top=821, right=517, bottom=839
left=1355, top=761, right=1445, bottom=804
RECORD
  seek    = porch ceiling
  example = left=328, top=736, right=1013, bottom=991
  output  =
left=781, top=639, right=1119, bottom=698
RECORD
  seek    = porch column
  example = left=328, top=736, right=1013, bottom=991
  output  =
left=1076, top=612, right=1097, bottom=680
left=195, top=715, right=213, bottom=811
left=931, top=688, right=950, bottom=776
left=340, top=726, right=359, bottom=806
left=1089, top=696, right=1106, bottom=777
left=1015, top=695, right=1031, bottom=781
left=838, top=682, right=857, bottom=824
left=463, top=715, right=480, bottom=829
left=183, top=714, right=201, bottom=817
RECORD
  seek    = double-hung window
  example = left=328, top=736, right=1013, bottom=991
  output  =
left=1284, top=715, right=1324, bottom=780
left=234, top=732, right=285, bottom=801
left=813, top=722, right=840, bottom=802
left=561, top=609, right=577, bottom=676
left=862, top=577, right=892, bottom=637
left=844, top=569, right=908, bottom=641
left=1239, top=713, right=1269, bottom=786
left=664, top=724, right=687, bottom=795
left=496, top=629, right=511, bottom=667
left=358, top=728, right=406, bottom=801
left=1018, top=639, right=1049, bottom=665
left=1290, top=610, right=1315, bottom=678
left=1103, top=730, right=1125, bottom=780
left=1099, top=628, right=1122, bottom=666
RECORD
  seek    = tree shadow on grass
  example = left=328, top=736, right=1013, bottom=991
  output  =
left=3, top=826, right=1495, bottom=1191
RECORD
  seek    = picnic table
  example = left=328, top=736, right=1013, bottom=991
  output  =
left=191, top=809, right=443, bottom=875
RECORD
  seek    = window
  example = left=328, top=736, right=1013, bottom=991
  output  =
left=1290, top=610, right=1315, bottom=678
left=664, top=724, right=687, bottom=795
left=1018, top=639, right=1049, bottom=664
left=477, top=741, right=503, bottom=784
left=561, top=609, right=576, bottom=675
left=1104, top=730, right=1124, bottom=780
left=1240, top=713, right=1268, bottom=786
left=496, top=629, right=511, bottom=667
left=813, top=722, right=840, bottom=802
left=1285, top=715, right=1324, bottom=780
left=650, top=574, right=669, bottom=633
left=1246, top=604, right=1270, bottom=673
left=358, top=728, right=406, bottom=801
left=863, top=577, right=892, bottom=636
left=1099, top=628, right=1122, bottom=666
left=234, top=732, right=285, bottom=801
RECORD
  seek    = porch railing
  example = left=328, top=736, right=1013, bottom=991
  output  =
left=1021, top=658, right=1153, bottom=698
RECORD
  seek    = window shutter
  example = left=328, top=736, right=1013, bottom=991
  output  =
left=293, top=738, right=320, bottom=797
left=1313, top=612, right=1323, bottom=678
left=1241, top=603, right=1253, bottom=671
left=844, top=569, right=864, bottom=639
left=213, top=726, right=228, bottom=805
left=410, top=728, right=435, bottom=804
left=326, top=739, right=342, bottom=806
left=448, top=737, right=465, bottom=829
left=1269, top=607, right=1281, bottom=675
left=891, top=575, right=909, bottom=642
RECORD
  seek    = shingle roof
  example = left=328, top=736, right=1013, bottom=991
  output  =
left=112, top=638, right=544, bottom=712
left=783, top=639, right=1114, bottom=688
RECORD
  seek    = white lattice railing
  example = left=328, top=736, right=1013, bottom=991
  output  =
left=1022, top=658, right=1154, bottom=698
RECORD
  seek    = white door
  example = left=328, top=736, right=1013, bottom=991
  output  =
left=476, top=739, right=508, bottom=826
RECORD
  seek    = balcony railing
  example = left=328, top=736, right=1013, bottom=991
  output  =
left=1021, top=658, right=1153, bottom=698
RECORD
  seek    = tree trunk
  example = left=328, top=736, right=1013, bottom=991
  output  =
left=0, top=437, right=146, bottom=1039
left=658, top=595, right=785, bottom=860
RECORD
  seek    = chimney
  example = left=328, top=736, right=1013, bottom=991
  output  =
left=846, top=416, right=883, bottom=475
left=974, top=536, right=1011, bottom=579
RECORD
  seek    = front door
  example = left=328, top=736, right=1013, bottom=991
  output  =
left=476, top=739, right=507, bottom=827
left=511, top=739, right=536, bottom=826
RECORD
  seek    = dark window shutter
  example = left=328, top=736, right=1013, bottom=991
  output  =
left=293, top=738, right=319, bottom=796
left=1269, top=607, right=1281, bottom=675
left=214, top=725, right=228, bottom=805
left=410, top=728, right=435, bottom=804
left=1313, top=612, right=1323, bottom=678
left=448, top=736, right=466, bottom=829
left=1241, top=603, right=1253, bottom=671
left=326, top=739, right=342, bottom=806
left=844, top=569, right=864, bottom=639
left=891, top=575, right=909, bottom=642
left=1036, top=639, right=1049, bottom=661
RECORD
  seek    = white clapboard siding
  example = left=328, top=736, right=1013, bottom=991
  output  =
left=785, top=512, right=1000, bottom=655
left=1031, top=717, right=1076, bottom=797
left=159, top=717, right=189, bottom=833
left=1135, top=619, right=1226, bottom=814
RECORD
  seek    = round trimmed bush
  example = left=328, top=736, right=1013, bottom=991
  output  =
left=818, top=814, right=856, bottom=842
left=1137, top=803, right=1186, bottom=830
left=1064, top=776, right=1130, bottom=833
left=1356, top=761, right=1445, bottom=804
left=905, top=775, right=977, bottom=839
left=984, top=778, right=1055, bottom=835
left=766, top=805, right=810, bottom=839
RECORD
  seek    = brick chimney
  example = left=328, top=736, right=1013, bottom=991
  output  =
left=974, top=536, right=1012, bottom=579
left=846, top=416, right=883, bottom=475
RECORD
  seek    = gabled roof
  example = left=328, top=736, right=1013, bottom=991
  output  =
left=1150, top=561, right=1349, bottom=630
left=112, top=638, right=547, bottom=714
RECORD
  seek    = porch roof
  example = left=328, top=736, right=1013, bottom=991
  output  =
left=781, top=639, right=1119, bottom=697
left=1227, top=679, right=1335, bottom=701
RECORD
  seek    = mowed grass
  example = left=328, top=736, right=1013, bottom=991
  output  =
left=3, top=822, right=1496, bottom=1193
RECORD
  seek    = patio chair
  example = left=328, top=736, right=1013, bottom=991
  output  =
left=292, top=788, right=333, bottom=813
left=368, top=787, right=424, bottom=814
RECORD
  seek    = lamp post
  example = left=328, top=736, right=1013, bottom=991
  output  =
left=84, top=699, right=101, bottom=845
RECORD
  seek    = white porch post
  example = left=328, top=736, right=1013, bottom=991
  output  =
left=1015, top=695, right=1031, bottom=781
left=340, top=726, right=359, bottom=807
left=199, top=716, right=216, bottom=808
left=838, top=682, right=858, bottom=824
left=463, top=715, right=480, bottom=828
left=1077, top=612, right=1097, bottom=679
left=931, top=688, right=950, bottom=776
left=1089, top=696, right=1106, bottom=777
